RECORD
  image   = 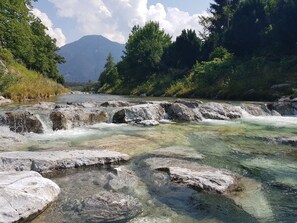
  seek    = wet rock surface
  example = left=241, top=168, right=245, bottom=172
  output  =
left=0, top=150, right=129, bottom=173
left=0, top=171, right=60, bottom=223
left=112, top=104, right=164, bottom=123
left=144, top=157, right=274, bottom=221
left=166, top=103, right=202, bottom=122
left=50, top=106, right=108, bottom=130
left=5, top=111, right=44, bottom=133
left=145, top=157, right=236, bottom=194
left=268, top=98, right=297, bottom=116
left=199, top=102, right=242, bottom=120
left=65, top=191, right=143, bottom=223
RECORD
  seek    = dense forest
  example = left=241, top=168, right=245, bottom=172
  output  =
left=0, top=0, right=67, bottom=101
left=98, top=0, right=297, bottom=101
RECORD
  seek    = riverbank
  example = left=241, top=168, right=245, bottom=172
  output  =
left=0, top=94, right=296, bottom=222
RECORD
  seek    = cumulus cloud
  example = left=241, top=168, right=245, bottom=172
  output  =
left=31, top=8, right=66, bottom=47
left=48, top=0, right=206, bottom=43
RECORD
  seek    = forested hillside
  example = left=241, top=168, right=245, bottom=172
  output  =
left=0, top=0, right=67, bottom=101
left=98, top=0, right=297, bottom=101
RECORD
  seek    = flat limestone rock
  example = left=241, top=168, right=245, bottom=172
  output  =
left=145, top=158, right=235, bottom=194
left=145, top=157, right=274, bottom=221
left=0, top=150, right=129, bottom=173
left=0, top=171, right=60, bottom=223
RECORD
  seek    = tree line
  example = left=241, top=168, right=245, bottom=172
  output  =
left=0, top=0, right=64, bottom=84
left=98, top=0, right=297, bottom=100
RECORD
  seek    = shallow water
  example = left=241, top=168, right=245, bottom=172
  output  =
left=2, top=94, right=297, bottom=222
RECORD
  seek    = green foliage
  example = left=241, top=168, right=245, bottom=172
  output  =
left=99, top=53, right=119, bottom=84
left=163, top=29, right=202, bottom=70
left=99, top=0, right=297, bottom=101
left=0, top=0, right=65, bottom=83
left=121, top=21, right=171, bottom=82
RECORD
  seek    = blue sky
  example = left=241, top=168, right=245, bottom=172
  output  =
left=32, top=0, right=212, bottom=46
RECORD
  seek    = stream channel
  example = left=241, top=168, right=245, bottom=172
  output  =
left=1, top=94, right=297, bottom=223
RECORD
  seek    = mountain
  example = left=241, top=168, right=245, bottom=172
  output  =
left=57, top=35, right=125, bottom=82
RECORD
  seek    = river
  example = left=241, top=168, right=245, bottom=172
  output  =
left=1, top=94, right=296, bottom=223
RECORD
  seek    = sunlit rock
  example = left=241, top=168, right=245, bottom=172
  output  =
left=0, top=150, right=129, bottom=173
left=50, top=107, right=108, bottom=130
left=5, top=111, right=44, bottom=133
left=166, top=103, right=202, bottom=122
left=112, top=104, right=164, bottom=123
left=145, top=157, right=274, bottom=221
left=199, top=102, right=242, bottom=120
left=0, top=171, right=60, bottom=223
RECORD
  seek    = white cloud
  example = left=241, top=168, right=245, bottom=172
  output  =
left=31, top=8, right=66, bottom=47
left=48, top=0, right=206, bottom=43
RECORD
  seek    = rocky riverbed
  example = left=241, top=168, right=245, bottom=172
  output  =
left=0, top=94, right=296, bottom=222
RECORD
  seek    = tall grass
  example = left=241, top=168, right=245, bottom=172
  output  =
left=0, top=58, right=68, bottom=102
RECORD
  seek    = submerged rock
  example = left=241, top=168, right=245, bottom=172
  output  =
left=5, top=111, right=44, bottom=133
left=66, top=191, right=143, bottom=223
left=50, top=107, right=108, bottom=130
left=150, top=146, right=204, bottom=160
left=112, top=104, right=164, bottom=123
left=199, top=102, right=242, bottom=120
left=0, top=150, right=129, bottom=173
left=145, top=157, right=274, bottom=221
left=0, top=171, right=60, bottom=223
left=166, top=103, right=202, bottom=122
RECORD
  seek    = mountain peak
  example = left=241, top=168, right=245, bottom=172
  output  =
left=58, top=35, right=124, bottom=83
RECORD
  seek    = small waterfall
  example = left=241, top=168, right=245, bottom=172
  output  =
left=35, top=113, right=53, bottom=134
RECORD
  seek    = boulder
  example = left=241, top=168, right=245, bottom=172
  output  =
left=199, top=102, right=242, bottom=120
left=145, top=157, right=235, bottom=194
left=145, top=157, right=273, bottom=221
left=241, top=103, right=269, bottom=116
left=0, top=171, right=60, bottom=223
left=166, top=103, right=202, bottom=122
left=112, top=104, right=164, bottom=123
left=5, top=111, right=44, bottom=133
left=267, top=98, right=297, bottom=116
left=100, top=101, right=131, bottom=107
left=66, top=191, right=143, bottom=223
left=174, top=99, right=203, bottom=109
left=50, top=107, right=108, bottom=130
left=0, top=150, right=129, bottom=173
